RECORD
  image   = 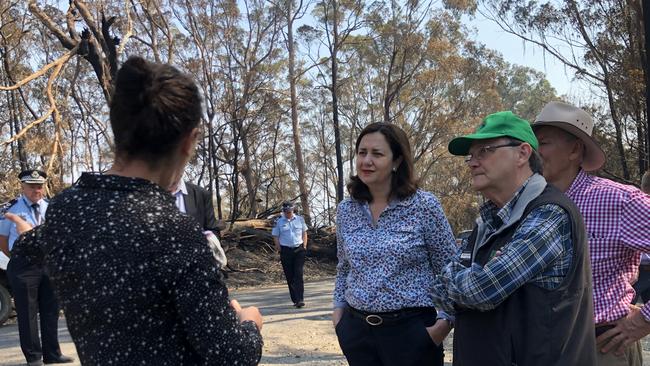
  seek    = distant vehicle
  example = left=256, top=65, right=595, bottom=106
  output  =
left=455, top=230, right=472, bottom=247
left=0, top=252, right=11, bottom=325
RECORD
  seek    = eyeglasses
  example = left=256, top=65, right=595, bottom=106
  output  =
left=464, top=142, right=522, bottom=163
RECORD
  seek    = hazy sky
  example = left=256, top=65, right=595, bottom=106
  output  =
left=465, top=13, right=585, bottom=99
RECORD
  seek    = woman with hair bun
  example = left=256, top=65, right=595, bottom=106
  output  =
left=8, top=57, right=264, bottom=365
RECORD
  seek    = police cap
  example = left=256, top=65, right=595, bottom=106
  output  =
left=19, top=170, right=47, bottom=184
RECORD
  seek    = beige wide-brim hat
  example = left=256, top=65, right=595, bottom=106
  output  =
left=532, top=101, right=606, bottom=172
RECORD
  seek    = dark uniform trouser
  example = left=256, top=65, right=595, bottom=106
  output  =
left=7, top=256, right=62, bottom=363
left=280, top=245, right=305, bottom=304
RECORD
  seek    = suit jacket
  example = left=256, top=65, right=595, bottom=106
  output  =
left=183, top=182, right=222, bottom=235
left=182, top=182, right=227, bottom=268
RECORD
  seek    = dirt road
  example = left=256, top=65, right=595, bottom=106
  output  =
left=2, top=278, right=649, bottom=365
left=1, top=278, right=441, bottom=365
left=234, top=279, right=348, bottom=365
left=0, top=278, right=350, bottom=366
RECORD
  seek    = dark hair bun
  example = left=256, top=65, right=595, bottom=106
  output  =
left=110, top=56, right=202, bottom=162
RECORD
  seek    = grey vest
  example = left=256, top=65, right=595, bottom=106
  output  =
left=453, top=182, right=596, bottom=366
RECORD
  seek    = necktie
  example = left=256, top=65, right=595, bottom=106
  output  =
left=31, top=203, right=41, bottom=225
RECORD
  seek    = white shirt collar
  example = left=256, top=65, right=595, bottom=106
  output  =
left=172, top=180, right=188, bottom=196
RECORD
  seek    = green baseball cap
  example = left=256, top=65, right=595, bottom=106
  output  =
left=448, top=111, right=538, bottom=156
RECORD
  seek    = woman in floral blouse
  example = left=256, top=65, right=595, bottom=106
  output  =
left=333, top=122, right=457, bottom=366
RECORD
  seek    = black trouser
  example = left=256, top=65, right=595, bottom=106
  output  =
left=280, top=245, right=305, bottom=304
left=335, top=307, right=444, bottom=366
left=7, top=256, right=63, bottom=363
left=633, top=265, right=650, bottom=303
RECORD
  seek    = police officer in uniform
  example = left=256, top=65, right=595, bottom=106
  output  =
left=272, top=201, right=308, bottom=308
left=0, top=170, right=73, bottom=365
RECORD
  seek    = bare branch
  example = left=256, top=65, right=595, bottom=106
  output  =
left=0, top=47, right=77, bottom=91
left=73, top=0, right=108, bottom=56
left=117, top=0, right=133, bottom=55
left=2, top=45, right=78, bottom=145
left=28, top=0, right=76, bottom=49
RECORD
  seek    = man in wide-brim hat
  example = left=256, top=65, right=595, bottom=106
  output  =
left=533, top=101, right=650, bottom=366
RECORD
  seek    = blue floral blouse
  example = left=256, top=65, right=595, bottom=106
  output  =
left=334, top=189, right=457, bottom=313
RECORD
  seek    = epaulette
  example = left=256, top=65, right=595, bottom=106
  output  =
left=0, top=198, right=19, bottom=216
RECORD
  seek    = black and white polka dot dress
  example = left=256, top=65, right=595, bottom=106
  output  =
left=12, top=173, right=263, bottom=365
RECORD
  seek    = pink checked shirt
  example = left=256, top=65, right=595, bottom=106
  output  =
left=566, top=170, right=650, bottom=324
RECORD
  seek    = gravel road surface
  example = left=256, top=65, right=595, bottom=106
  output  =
left=2, top=277, right=649, bottom=365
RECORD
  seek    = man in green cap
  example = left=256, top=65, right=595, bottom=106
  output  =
left=431, top=111, right=596, bottom=365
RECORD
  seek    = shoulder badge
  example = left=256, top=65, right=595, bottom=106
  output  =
left=0, top=198, right=19, bottom=217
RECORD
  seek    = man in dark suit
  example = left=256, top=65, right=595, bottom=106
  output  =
left=170, top=180, right=227, bottom=268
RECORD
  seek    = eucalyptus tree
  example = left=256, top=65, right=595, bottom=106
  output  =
left=481, top=0, right=648, bottom=180
left=195, top=0, right=283, bottom=220
left=302, top=0, right=364, bottom=203
left=273, top=0, right=314, bottom=225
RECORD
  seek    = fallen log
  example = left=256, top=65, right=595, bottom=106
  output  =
left=231, top=218, right=274, bottom=230
left=233, top=227, right=273, bottom=242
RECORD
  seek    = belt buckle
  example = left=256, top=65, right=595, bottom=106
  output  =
left=365, top=314, right=383, bottom=326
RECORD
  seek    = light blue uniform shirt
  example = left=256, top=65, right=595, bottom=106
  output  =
left=272, top=214, right=307, bottom=247
left=0, top=195, right=48, bottom=250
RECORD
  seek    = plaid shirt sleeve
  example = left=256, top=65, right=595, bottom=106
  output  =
left=422, top=194, right=458, bottom=321
left=432, top=204, right=571, bottom=312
